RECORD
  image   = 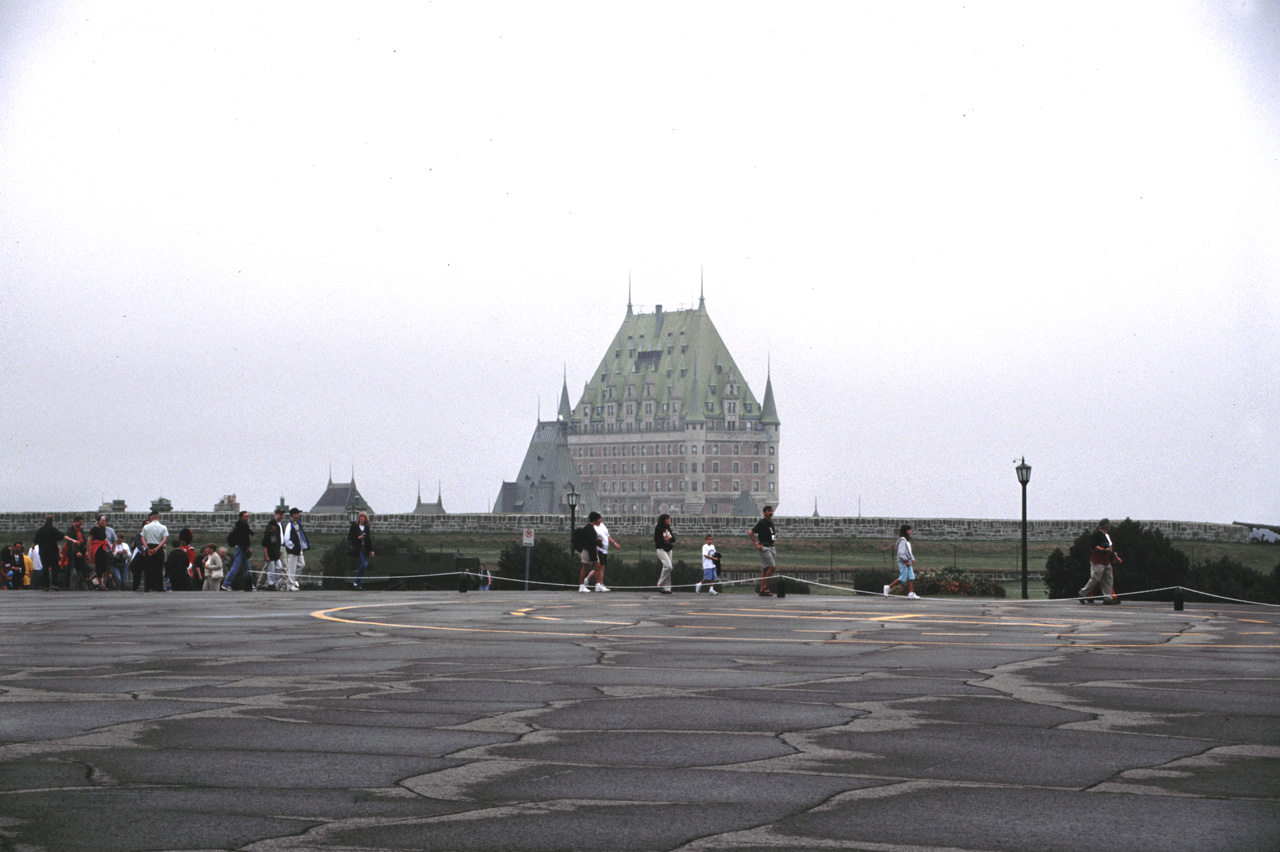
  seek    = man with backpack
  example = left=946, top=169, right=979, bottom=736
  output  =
left=575, top=512, right=604, bottom=593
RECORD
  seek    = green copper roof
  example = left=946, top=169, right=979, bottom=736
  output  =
left=569, top=300, right=766, bottom=430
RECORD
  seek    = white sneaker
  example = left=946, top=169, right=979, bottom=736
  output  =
left=883, top=585, right=891, bottom=597
left=708, top=588, right=718, bottom=595
left=907, top=592, right=921, bottom=600
left=595, top=583, right=610, bottom=592
left=578, top=584, right=591, bottom=593
left=694, top=582, right=702, bottom=593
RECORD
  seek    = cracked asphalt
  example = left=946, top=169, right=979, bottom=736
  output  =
left=1, top=591, right=1277, bottom=852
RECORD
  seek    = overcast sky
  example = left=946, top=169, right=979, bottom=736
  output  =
left=2, top=1, right=1277, bottom=524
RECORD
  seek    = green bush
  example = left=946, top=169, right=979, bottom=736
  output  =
left=1184, top=556, right=1279, bottom=604
left=495, top=538, right=579, bottom=590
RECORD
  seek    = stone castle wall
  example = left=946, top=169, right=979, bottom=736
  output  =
left=0, top=511, right=1248, bottom=543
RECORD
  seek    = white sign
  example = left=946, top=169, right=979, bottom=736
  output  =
left=522, top=528, right=535, bottom=547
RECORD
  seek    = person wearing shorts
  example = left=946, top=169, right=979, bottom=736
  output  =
left=748, top=505, right=778, bottom=596
left=885, top=523, right=920, bottom=599
left=697, top=534, right=719, bottom=595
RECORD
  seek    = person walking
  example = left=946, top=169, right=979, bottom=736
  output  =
left=221, top=511, right=255, bottom=591
left=576, top=512, right=604, bottom=593
left=347, top=511, right=375, bottom=590
left=281, top=508, right=309, bottom=592
left=592, top=516, right=619, bottom=592
left=261, top=508, right=286, bottom=590
left=885, top=524, right=920, bottom=599
left=697, top=533, right=720, bottom=594
left=748, top=505, right=779, bottom=597
left=1080, top=518, right=1122, bottom=604
left=653, top=514, right=676, bottom=594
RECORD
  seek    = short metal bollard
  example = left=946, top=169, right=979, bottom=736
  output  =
left=1173, top=588, right=1184, bottom=611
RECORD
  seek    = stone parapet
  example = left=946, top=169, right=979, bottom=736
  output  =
left=0, top=511, right=1248, bottom=543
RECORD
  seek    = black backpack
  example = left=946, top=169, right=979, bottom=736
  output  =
left=571, top=524, right=595, bottom=552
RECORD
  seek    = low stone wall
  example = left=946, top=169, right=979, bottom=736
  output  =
left=0, top=511, right=1248, bottom=543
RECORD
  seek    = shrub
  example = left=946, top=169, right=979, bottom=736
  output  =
left=912, top=566, right=1006, bottom=598
left=1184, top=556, right=1279, bottom=604
left=496, top=538, right=579, bottom=591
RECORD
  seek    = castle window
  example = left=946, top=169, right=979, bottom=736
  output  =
left=769, top=446, right=775, bottom=456
left=752, top=480, right=759, bottom=492
left=588, top=464, right=594, bottom=475
left=769, top=482, right=775, bottom=492
left=745, top=404, right=753, bottom=413
left=712, top=461, right=720, bottom=473
left=712, top=445, right=719, bottom=455
left=769, top=464, right=775, bottom=473
left=753, top=462, right=760, bottom=474
left=732, top=462, right=739, bottom=473
left=733, top=444, right=739, bottom=455
left=733, top=481, right=739, bottom=492
left=712, top=481, right=720, bottom=492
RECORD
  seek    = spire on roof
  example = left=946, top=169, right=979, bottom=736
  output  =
left=698, top=267, right=705, bottom=311
left=627, top=274, right=633, bottom=316
left=557, top=368, right=573, bottom=421
left=761, top=369, right=779, bottom=426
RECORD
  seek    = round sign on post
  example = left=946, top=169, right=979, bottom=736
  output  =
left=522, top=529, right=535, bottom=547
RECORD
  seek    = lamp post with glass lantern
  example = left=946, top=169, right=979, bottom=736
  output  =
left=1015, top=457, right=1031, bottom=599
left=566, top=486, right=579, bottom=555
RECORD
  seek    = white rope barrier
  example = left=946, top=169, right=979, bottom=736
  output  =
left=265, top=570, right=1280, bottom=607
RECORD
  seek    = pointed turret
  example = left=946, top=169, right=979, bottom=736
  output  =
left=761, top=372, right=779, bottom=426
left=557, top=368, right=573, bottom=421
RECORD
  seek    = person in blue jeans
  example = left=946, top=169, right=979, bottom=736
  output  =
left=221, top=511, right=255, bottom=592
left=347, top=512, right=375, bottom=589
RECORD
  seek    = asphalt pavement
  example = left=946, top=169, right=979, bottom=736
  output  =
left=1, top=589, right=1277, bottom=852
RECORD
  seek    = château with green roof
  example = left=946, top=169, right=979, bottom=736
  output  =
left=564, top=289, right=779, bottom=517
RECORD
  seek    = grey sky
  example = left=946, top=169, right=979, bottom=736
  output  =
left=2, top=1, right=1277, bottom=523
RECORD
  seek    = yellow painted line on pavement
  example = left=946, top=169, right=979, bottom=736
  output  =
left=309, top=604, right=1280, bottom=649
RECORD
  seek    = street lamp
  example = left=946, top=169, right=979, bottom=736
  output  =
left=1015, top=457, right=1031, bottom=599
left=566, top=486, right=580, bottom=554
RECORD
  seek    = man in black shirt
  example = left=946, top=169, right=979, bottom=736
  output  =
left=33, top=515, right=62, bottom=591
left=221, top=511, right=255, bottom=591
left=748, top=505, right=779, bottom=597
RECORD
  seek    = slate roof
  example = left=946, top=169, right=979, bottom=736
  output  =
left=411, top=483, right=447, bottom=515
left=568, top=295, right=766, bottom=430
left=310, top=474, right=373, bottom=515
left=493, top=420, right=599, bottom=514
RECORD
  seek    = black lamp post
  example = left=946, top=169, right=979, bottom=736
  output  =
left=566, top=486, right=579, bottom=554
left=1015, top=457, right=1031, bottom=599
